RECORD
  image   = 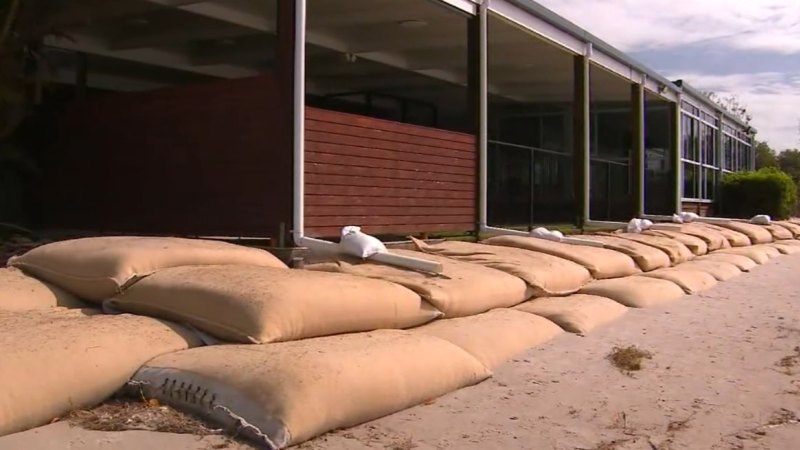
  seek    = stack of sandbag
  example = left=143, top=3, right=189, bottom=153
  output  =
left=409, top=238, right=592, bottom=296
left=514, top=294, right=628, bottom=334
left=0, top=308, right=202, bottom=436
left=770, top=240, right=800, bottom=255
left=714, top=244, right=781, bottom=265
left=480, top=235, right=640, bottom=279
left=579, top=277, right=685, bottom=308
left=636, top=267, right=717, bottom=294
left=761, top=224, right=794, bottom=241
left=651, top=223, right=730, bottom=251
left=677, top=259, right=742, bottom=281
left=773, top=221, right=800, bottom=237
left=643, top=229, right=708, bottom=256
left=689, top=223, right=752, bottom=247
left=305, top=250, right=530, bottom=318
left=411, top=309, right=563, bottom=369
left=125, top=330, right=491, bottom=449
left=604, top=232, right=694, bottom=265
left=106, top=265, right=441, bottom=343
left=7, top=236, right=289, bottom=301
left=0, top=267, right=88, bottom=311
left=709, top=221, right=773, bottom=244
left=571, top=234, right=669, bottom=272
left=697, top=252, right=758, bottom=271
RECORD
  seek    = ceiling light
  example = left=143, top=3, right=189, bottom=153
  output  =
left=398, top=19, right=428, bottom=28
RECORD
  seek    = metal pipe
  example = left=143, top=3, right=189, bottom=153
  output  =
left=477, top=0, right=489, bottom=229
left=671, top=98, right=683, bottom=214
left=289, top=0, right=441, bottom=273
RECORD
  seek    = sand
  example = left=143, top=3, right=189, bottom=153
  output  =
left=2, top=254, right=799, bottom=450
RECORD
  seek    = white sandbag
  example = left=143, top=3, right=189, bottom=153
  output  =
left=514, top=294, right=627, bottom=334
left=638, top=267, right=718, bottom=294
left=698, top=252, right=758, bottom=271
left=680, top=212, right=699, bottom=223
left=626, top=218, right=653, bottom=234
left=411, top=309, right=563, bottom=369
left=0, top=267, right=87, bottom=311
left=481, top=235, right=640, bottom=279
left=127, top=330, right=491, bottom=449
left=672, top=214, right=684, bottom=224
left=750, top=214, right=771, bottom=225
left=579, top=277, right=685, bottom=308
left=644, top=229, right=708, bottom=256
left=410, top=238, right=592, bottom=296
left=677, top=260, right=741, bottom=281
left=106, top=265, right=440, bottom=344
left=339, top=226, right=387, bottom=258
left=530, top=227, right=564, bottom=241
left=575, top=234, right=670, bottom=272
left=305, top=250, right=529, bottom=318
left=8, top=236, right=288, bottom=301
left=0, top=308, right=201, bottom=436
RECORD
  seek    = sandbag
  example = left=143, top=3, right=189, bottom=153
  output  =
left=710, top=221, right=773, bottom=244
left=762, top=224, right=794, bottom=241
left=0, top=267, right=87, bottom=311
left=771, top=242, right=800, bottom=255
left=644, top=229, right=708, bottom=256
left=715, top=245, right=781, bottom=265
left=688, top=223, right=751, bottom=247
left=8, top=237, right=288, bottom=301
left=651, top=224, right=729, bottom=251
left=579, top=277, right=685, bottom=308
left=127, top=330, right=491, bottom=449
left=410, top=239, right=592, bottom=296
left=481, top=235, right=640, bottom=279
left=574, top=234, right=670, bottom=272
left=677, top=260, right=742, bottom=281
left=638, top=267, right=717, bottom=294
left=305, top=250, right=530, bottom=318
left=773, top=221, right=800, bottom=237
left=514, top=294, right=627, bottom=334
left=106, top=265, right=440, bottom=344
left=0, top=308, right=201, bottom=437
left=411, top=309, right=562, bottom=369
left=698, top=252, right=758, bottom=271
left=339, top=226, right=386, bottom=258
left=608, top=232, right=694, bottom=264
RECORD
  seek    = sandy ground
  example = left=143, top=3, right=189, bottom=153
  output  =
left=2, top=254, right=799, bottom=450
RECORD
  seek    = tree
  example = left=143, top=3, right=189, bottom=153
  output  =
left=778, top=149, right=800, bottom=184
left=755, top=141, right=778, bottom=169
left=705, top=92, right=753, bottom=125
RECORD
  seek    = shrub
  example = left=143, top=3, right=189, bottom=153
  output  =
left=718, top=168, right=797, bottom=219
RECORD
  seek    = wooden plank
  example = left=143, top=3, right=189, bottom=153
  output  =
left=306, top=223, right=475, bottom=237
left=305, top=195, right=474, bottom=208
left=306, top=173, right=475, bottom=192
left=306, top=205, right=475, bottom=217
left=306, top=107, right=475, bottom=145
left=305, top=162, right=474, bottom=184
left=306, top=147, right=475, bottom=174
left=305, top=214, right=476, bottom=227
left=305, top=130, right=474, bottom=162
left=305, top=184, right=475, bottom=200
left=306, top=119, right=474, bottom=153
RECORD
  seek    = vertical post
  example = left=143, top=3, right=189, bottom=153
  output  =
left=472, top=2, right=488, bottom=230
left=286, top=0, right=306, bottom=245
left=573, top=48, right=591, bottom=227
left=715, top=111, right=724, bottom=205
left=631, top=83, right=645, bottom=217
left=670, top=99, right=682, bottom=214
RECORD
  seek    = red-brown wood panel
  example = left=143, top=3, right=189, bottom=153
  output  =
left=305, top=107, right=476, bottom=237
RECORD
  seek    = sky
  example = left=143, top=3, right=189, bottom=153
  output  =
left=536, top=0, right=800, bottom=151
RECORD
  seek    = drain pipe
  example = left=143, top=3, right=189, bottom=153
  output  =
left=289, top=0, right=441, bottom=273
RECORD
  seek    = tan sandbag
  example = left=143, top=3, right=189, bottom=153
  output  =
left=644, top=229, right=708, bottom=256
left=107, top=265, right=440, bottom=344
left=304, top=250, right=530, bottom=318
left=480, top=235, right=640, bottom=279
left=409, top=238, right=592, bottom=296
left=0, top=267, right=88, bottom=311
left=574, top=234, right=670, bottom=272
left=688, top=223, right=750, bottom=247
left=652, top=224, right=730, bottom=251
left=773, top=221, right=800, bottom=237
left=637, top=267, right=717, bottom=294
left=127, top=330, right=491, bottom=449
left=609, top=233, right=694, bottom=264
left=411, top=309, right=562, bottom=369
left=677, top=260, right=742, bottom=281
left=771, top=239, right=800, bottom=246
left=710, top=221, right=773, bottom=244
left=0, top=308, right=201, bottom=437
left=771, top=242, right=800, bottom=255
left=698, top=252, right=758, bottom=271
left=715, top=244, right=781, bottom=265
left=8, top=237, right=288, bottom=301
left=514, top=294, right=627, bottom=334
left=579, top=277, right=685, bottom=308
left=762, top=224, right=794, bottom=240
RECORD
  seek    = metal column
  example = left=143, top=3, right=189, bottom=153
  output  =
left=670, top=100, right=683, bottom=214
left=573, top=50, right=591, bottom=227
left=631, top=83, right=645, bottom=217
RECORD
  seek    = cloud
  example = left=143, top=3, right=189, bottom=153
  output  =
left=536, top=0, right=800, bottom=54
left=670, top=72, right=800, bottom=150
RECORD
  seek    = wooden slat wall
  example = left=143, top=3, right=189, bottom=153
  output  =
left=305, top=107, right=477, bottom=237
left=682, top=201, right=714, bottom=217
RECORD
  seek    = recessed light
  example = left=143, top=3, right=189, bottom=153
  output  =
left=398, top=19, right=428, bottom=28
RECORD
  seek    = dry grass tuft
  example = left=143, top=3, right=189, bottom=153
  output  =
left=608, top=346, right=653, bottom=373
left=777, top=346, right=800, bottom=375
left=68, top=399, right=222, bottom=436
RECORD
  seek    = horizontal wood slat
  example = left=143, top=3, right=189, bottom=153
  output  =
left=304, top=107, right=477, bottom=237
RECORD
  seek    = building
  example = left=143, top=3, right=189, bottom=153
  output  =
left=34, top=0, right=754, bottom=245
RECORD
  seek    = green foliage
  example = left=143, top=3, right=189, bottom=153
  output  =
left=718, top=168, right=797, bottom=220
left=777, top=149, right=800, bottom=184
left=755, top=141, right=778, bottom=169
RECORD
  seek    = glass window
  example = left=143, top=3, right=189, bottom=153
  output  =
left=683, top=163, right=699, bottom=199
left=703, top=167, right=715, bottom=199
